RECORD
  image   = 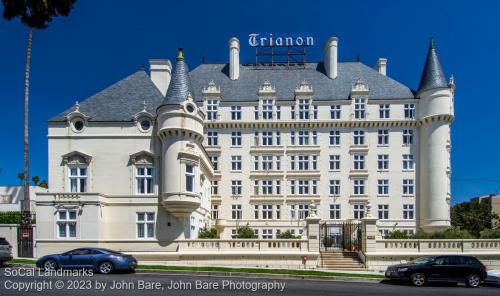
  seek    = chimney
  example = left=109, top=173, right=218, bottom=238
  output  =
left=324, top=37, right=338, bottom=79
left=229, top=37, right=240, bottom=80
left=149, top=59, right=172, bottom=96
left=375, top=58, right=387, bottom=76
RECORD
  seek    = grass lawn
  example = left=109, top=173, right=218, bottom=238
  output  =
left=10, top=259, right=383, bottom=279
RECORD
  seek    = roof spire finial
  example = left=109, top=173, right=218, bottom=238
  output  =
left=429, top=37, right=435, bottom=49
left=142, top=100, right=147, bottom=111
left=75, top=101, right=80, bottom=111
left=177, top=48, right=184, bottom=61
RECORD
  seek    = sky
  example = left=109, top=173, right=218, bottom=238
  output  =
left=0, top=0, right=499, bottom=203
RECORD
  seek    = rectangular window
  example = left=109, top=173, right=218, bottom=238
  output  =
left=329, top=204, right=341, bottom=219
left=207, top=131, right=218, bottom=146
left=262, top=204, right=273, bottom=219
left=185, top=164, right=195, bottom=192
left=403, top=204, right=415, bottom=220
left=262, top=99, right=273, bottom=120
left=329, top=180, right=340, bottom=196
left=254, top=106, right=259, bottom=120
left=298, top=155, right=309, bottom=171
left=290, top=131, right=296, bottom=145
left=378, top=154, right=389, bottom=170
left=206, top=99, right=218, bottom=120
left=298, top=180, right=309, bottom=195
left=276, top=106, right=281, bottom=120
left=210, top=156, right=219, bottom=171
left=276, top=180, right=281, bottom=195
left=276, top=205, right=281, bottom=219
left=298, top=131, right=309, bottom=145
left=232, top=204, right=242, bottom=219
left=379, top=104, right=390, bottom=119
left=298, top=204, right=309, bottom=219
left=231, top=155, right=242, bottom=171
left=312, top=131, right=318, bottom=145
left=354, top=98, right=366, bottom=119
left=353, top=179, right=365, bottom=195
left=231, top=131, right=242, bottom=146
left=329, top=155, right=340, bottom=171
left=262, top=229, right=273, bottom=239
left=313, top=105, right=318, bottom=119
left=136, top=166, right=154, bottom=194
left=262, top=155, right=273, bottom=170
left=378, top=205, right=389, bottom=220
left=211, top=180, right=219, bottom=195
left=403, top=179, right=415, bottom=195
left=290, top=180, right=295, bottom=195
left=330, top=105, right=341, bottom=119
left=231, top=180, right=242, bottom=196
left=262, top=131, right=273, bottom=146
left=262, top=180, right=273, bottom=195
left=353, top=204, right=365, bottom=219
left=254, top=132, right=259, bottom=146
left=69, top=166, right=87, bottom=193
left=353, top=154, right=365, bottom=170
left=230, top=105, right=241, bottom=120
left=378, top=129, right=389, bottom=145
left=276, top=132, right=281, bottom=145
left=378, top=179, right=389, bottom=195
left=312, top=180, right=317, bottom=195
left=211, top=205, right=219, bottom=220
left=403, top=129, right=414, bottom=145
left=254, top=205, right=259, bottom=219
left=136, top=212, right=155, bottom=239
left=404, top=103, right=415, bottom=119
left=291, top=105, right=296, bottom=120
left=353, top=130, right=365, bottom=145
left=329, top=130, right=340, bottom=145
left=57, top=210, right=77, bottom=238
left=276, top=156, right=281, bottom=171
left=403, top=154, right=415, bottom=170
left=298, top=99, right=310, bottom=119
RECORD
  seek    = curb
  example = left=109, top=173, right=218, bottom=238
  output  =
left=7, top=262, right=383, bottom=283
left=135, top=268, right=383, bottom=283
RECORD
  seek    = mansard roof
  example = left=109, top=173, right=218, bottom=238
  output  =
left=49, top=70, right=164, bottom=122
left=50, top=61, right=415, bottom=122
left=190, top=62, right=414, bottom=102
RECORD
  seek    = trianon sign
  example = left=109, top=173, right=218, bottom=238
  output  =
left=248, top=33, right=314, bottom=47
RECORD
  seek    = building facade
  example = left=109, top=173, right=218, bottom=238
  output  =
left=36, top=36, right=454, bottom=255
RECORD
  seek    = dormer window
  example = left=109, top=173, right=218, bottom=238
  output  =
left=262, top=99, right=273, bottom=120
left=354, top=98, right=366, bottom=119
left=205, top=99, right=218, bottom=120
left=298, top=99, right=310, bottom=120
left=404, top=103, right=415, bottom=119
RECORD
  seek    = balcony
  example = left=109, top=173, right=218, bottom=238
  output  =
left=161, top=192, right=200, bottom=218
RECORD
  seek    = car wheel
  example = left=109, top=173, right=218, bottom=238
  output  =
left=410, top=273, right=427, bottom=287
left=98, top=261, right=114, bottom=274
left=465, top=274, right=481, bottom=288
left=43, top=259, right=58, bottom=271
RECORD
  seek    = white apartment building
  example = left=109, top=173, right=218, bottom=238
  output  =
left=35, top=36, right=454, bottom=254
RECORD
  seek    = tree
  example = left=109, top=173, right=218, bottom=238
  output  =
left=39, top=180, right=48, bottom=189
left=17, top=172, right=24, bottom=185
left=2, top=0, right=76, bottom=220
left=451, top=199, right=499, bottom=237
left=197, top=227, right=219, bottom=239
left=236, top=224, right=257, bottom=239
left=31, top=175, right=39, bottom=186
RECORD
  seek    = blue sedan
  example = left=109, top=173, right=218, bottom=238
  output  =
left=36, top=248, right=137, bottom=274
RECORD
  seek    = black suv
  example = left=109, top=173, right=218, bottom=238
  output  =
left=385, top=255, right=487, bottom=287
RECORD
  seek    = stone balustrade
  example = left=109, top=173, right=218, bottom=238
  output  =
left=375, top=239, right=500, bottom=254
left=176, top=239, right=308, bottom=253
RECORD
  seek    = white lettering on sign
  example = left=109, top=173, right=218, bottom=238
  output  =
left=248, top=33, right=314, bottom=47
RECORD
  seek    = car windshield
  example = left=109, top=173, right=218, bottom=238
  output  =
left=410, top=257, right=434, bottom=265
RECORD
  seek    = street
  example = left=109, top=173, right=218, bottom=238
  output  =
left=0, top=265, right=497, bottom=296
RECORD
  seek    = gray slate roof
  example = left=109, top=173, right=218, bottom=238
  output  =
left=163, top=52, right=195, bottom=104
left=49, top=70, right=164, bottom=122
left=417, top=39, right=448, bottom=94
left=190, top=62, right=415, bottom=102
left=50, top=61, right=416, bottom=122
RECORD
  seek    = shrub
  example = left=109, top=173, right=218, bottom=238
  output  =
left=386, top=230, right=410, bottom=239
left=385, top=227, right=473, bottom=239
left=0, top=211, right=22, bottom=224
left=479, top=228, right=500, bottom=239
left=276, top=230, right=300, bottom=239
left=236, top=224, right=257, bottom=239
left=197, top=227, right=219, bottom=239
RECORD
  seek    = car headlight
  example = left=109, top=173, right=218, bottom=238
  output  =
left=397, top=267, right=409, bottom=272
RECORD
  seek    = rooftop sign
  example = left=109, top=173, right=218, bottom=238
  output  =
left=248, top=33, right=314, bottom=47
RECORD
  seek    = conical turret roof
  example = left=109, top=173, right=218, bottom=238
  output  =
left=163, top=48, right=194, bottom=104
left=417, top=38, right=448, bottom=94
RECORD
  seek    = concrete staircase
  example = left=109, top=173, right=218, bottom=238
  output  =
left=320, top=251, right=367, bottom=271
